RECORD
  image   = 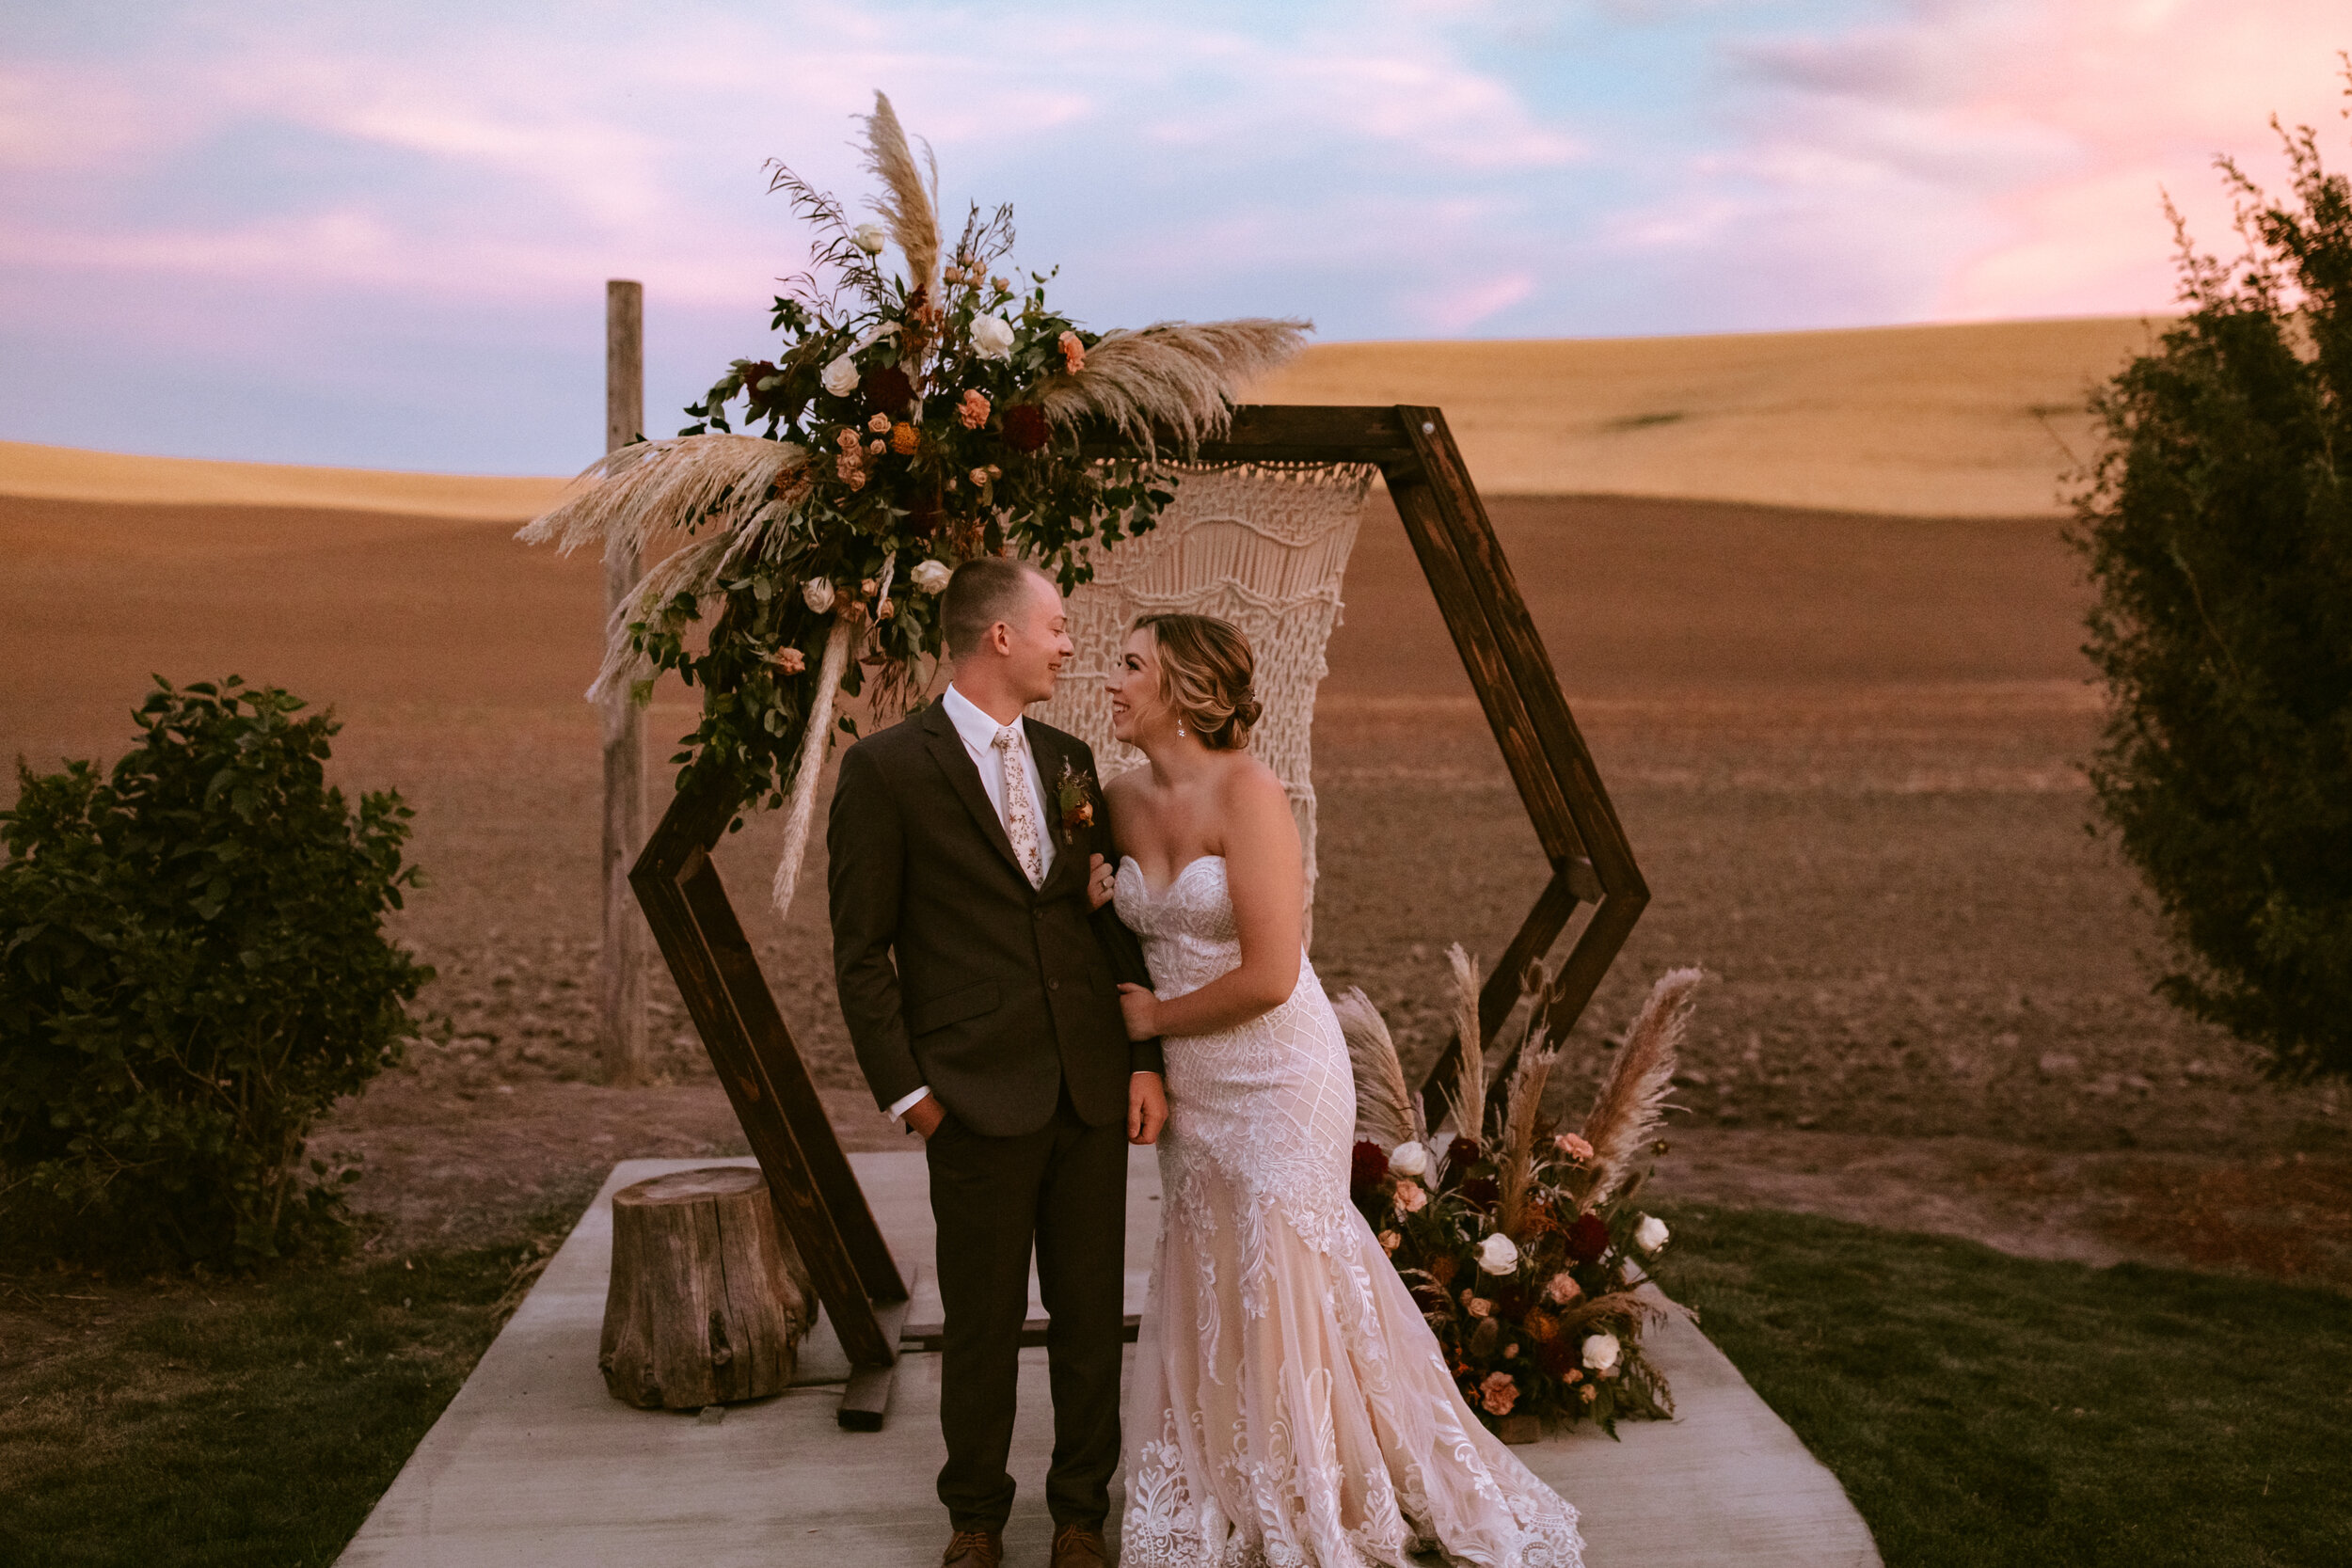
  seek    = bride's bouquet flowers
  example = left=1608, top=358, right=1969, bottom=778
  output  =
left=520, top=93, right=1304, bottom=907
left=1339, top=956, right=1705, bottom=1438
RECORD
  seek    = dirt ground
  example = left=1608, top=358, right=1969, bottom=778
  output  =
left=3, top=488, right=2345, bottom=1287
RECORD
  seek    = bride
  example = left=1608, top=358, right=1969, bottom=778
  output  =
left=1081, top=612, right=1583, bottom=1568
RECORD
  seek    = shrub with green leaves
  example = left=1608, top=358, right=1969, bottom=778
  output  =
left=0, top=678, right=429, bottom=1267
left=2074, top=102, right=2352, bottom=1081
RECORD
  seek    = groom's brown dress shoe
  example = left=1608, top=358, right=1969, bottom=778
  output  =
left=941, top=1528, right=1002, bottom=1568
left=1049, top=1523, right=1109, bottom=1567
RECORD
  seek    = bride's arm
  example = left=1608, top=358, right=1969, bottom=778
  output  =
left=1120, top=764, right=1303, bottom=1039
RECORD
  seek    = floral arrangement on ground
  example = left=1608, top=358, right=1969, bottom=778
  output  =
left=519, top=92, right=1306, bottom=908
left=1340, top=955, right=1705, bottom=1439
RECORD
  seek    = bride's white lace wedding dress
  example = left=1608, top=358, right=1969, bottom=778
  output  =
left=1115, top=855, right=1583, bottom=1568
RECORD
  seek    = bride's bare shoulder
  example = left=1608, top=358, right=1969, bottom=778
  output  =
left=1214, top=752, right=1287, bottom=813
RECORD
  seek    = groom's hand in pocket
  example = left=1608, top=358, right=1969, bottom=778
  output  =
left=1128, top=1071, right=1167, bottom=1146
left=902, top=1093, right=946, bottom=1141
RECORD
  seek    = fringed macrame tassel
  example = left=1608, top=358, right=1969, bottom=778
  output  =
left=771, top=618, right=854, bottom=913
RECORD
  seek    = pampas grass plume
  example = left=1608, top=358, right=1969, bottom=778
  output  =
left=1578, top=967, right=1704, bottom=1209
left=1334, top=987, right=1422, bottom=1149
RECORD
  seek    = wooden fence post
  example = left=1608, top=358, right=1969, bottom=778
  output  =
left=600, top=278, right=649, bottom=1085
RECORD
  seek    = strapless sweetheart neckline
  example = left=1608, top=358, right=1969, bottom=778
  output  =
left=1116, top=852, right=1225, bottom=901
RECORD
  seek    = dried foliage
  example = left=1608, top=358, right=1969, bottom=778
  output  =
left=1335, top=986, right=1423, bottom=1148
left=1497, top=1028, right=1562, bottom=1241
left=857, top=92, right=940, bottom=300
left=1578, top=967, right=1703, bottom=1210
left=1439, top=942, right=1487, bottom=1142
left=1032, top=318, right=1311, bottom=451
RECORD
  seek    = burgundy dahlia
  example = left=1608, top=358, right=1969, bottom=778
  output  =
left=1565, top=1212, right=1611, bottom=1264
left=1350, top=1140, right=1390, bottom=1196
left=999, top=404, right=1051, bottom=453
left=861, top=364, right=914, bottom=415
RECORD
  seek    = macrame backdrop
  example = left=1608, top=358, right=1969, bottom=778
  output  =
left=1031, top=463, right=1376, bottom=945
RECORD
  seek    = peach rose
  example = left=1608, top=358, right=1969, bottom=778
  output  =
left=1479, top=1371, right=1518, bottom=1416
left=1544, top=1272, right=1582, bottom=1307
left=1057, top=329, right=1086, bottom=372
left=773, top=647, right=807, bottom=675
left=866, top=413, right=891, bottom=435
left=1391, top=1179, right=1427, bottom=1216
left=958, top=389, right=991, bottom=429
left=1554, top=1132, right=1595, bottom=1164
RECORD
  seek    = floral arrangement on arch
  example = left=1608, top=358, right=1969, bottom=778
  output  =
left=519, top=93, right=1306, bottom=909
left=1339, top=955, right=1705, bottom=1440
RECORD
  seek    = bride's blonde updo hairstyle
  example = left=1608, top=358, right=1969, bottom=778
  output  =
left=1135, top=613, right=1263, bottom=752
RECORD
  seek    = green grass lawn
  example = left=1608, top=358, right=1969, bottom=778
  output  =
left=1659, top=1205, right=2352, bottom=1568
left=5, top=1203, right=2344, bottom=1567
left=0, top=1223, right=562, bottom=1568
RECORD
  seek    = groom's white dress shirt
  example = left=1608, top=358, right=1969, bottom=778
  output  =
left=887, top=683, right=1057, bottom=1123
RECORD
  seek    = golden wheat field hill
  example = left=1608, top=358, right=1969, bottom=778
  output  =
left=0, top=440, right=564, bottom=520
left=1248, top=315, right=2171, bottom=517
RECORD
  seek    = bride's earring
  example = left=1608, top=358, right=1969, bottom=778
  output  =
left=1176, top=721, right=1185, bottom=737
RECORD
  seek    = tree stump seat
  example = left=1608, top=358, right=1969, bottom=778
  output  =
left=599, top=1165, right=816, bottom=1410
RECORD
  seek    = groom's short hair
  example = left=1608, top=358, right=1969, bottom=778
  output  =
left=944, top=556, right=1054, bottom=659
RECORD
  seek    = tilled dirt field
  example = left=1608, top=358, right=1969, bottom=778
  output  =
left=4, top=490, right=2345, bottom=1283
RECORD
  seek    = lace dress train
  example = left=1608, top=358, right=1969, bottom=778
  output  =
left=1116, top=856, right=1582, bottom=1568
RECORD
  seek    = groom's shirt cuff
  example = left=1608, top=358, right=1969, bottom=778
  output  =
left=887, top=1085, right=931, bottom=1120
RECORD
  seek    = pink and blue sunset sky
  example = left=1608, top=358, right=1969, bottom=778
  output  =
left=2, top=1, right=2344, bottom=473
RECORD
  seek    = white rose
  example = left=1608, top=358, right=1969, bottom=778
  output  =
left=1581, top=1333, right=1621, bottom=1377
left=820, top=354, right=861, bottom=397
left=802, top=577, right=835, bottom=613
left=1474, top=1233, right=1519, bottom=1275
left=850, top=223, right=886, bottom=255
left=1633, top=1214, right=1670, bottom=1254
left=909, top=559, right=953, bottom=596
left=970, top=313, right=1016, bottom=361
left=1387, top=1140, right=1430, bottom=1180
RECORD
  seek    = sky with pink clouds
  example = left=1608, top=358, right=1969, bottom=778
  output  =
left=2, top=1, right=2345, bottom=473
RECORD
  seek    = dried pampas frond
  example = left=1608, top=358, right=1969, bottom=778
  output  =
left=584, top=531, right=733, bottom=702
left=1496, top=1027, right=1561, bottom=1241
left=1334, top=987, right=1422, bottom=1149
left=770, top=618, right=856, bottom=912
left=859, top=92, right=940, bottom=300
left=1440, top=942, right=1488, bottom=1145
left=1032, top=318, right=1310, bottom=451
left=517, top=435, right=808, bottom=565
left=517, top=435, right=813, bottom=704
left=1578, top=968, right=1704, bottom=1209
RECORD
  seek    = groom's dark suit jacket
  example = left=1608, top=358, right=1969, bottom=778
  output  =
left=827, top=698, right=1162, bottom=1138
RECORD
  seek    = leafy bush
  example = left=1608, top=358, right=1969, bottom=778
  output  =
left=0, top=678, right=429, bottom=1267
left=2074, top=102, right=2352, bottom=1081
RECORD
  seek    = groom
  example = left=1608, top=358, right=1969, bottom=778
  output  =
left=828, top=555, right=1168, bottom=1568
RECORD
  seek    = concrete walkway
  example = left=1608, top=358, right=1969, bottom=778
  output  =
left=340, top=1153, right=1879, bottom=1566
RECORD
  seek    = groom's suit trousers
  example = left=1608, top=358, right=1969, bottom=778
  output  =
left=925, top=1083, right=1127, bottom=1533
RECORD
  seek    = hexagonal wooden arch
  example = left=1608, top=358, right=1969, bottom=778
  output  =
left=628, top=404, right=1648, bottom=1431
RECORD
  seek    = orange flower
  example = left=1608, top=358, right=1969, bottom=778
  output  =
left=1057, top=329, right=1086, bottom=372
left=890, top=421, right=919, bottom=454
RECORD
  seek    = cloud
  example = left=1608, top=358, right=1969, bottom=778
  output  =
left=3, top=0, right=2347, bottom=467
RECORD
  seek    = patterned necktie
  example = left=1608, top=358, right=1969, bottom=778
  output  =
left=993, top=726, right=1046, bottom=890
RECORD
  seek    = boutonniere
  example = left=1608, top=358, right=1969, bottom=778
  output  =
left=1054, top=757, right=1098, bottom=846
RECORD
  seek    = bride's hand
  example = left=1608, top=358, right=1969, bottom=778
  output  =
left=1118, top=982, right=1159, bottom=1041
left=1086, top=852, right=1117, bottom=912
